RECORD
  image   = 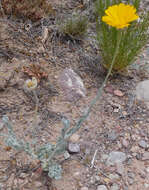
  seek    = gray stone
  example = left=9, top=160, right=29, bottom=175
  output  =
left=127, top=178, right=134, bottom=185
left=94, top=175, right=100, bottom=182
left=146, top=167, right=149, bottom=173
left=127, top=171, right=135, bottom=185
left=138, top=140, right=148, bottom=148
left=97, top=185, right=108, bottom=190
left=90, top=175, right=100, bottom=184
left=19, top=172, right=29, bottom=179
left=68, top=143, right=80, bottom=153
left=144, top=183, right=149, bottom=188
left=101, top=154, right=109, bottom=161
left=106, top=151, right=127, bottom=166
left=136, top=80, right=149, bottom=105
left=58, top=68, right=86, bottom=102
left=64, top=151, right=70, bottom=159
left=90, top=176, right=96, bottom=184
left=109, top=174, right=120, bottom=180
left=136, top=153, right=142, bottom=160
left=142, top=152, right=149, bottom=160
left=110, top=183, right=119, bottom=190
left=123, top=186, right=129, bottom=190
left=107, top=130, right=118, bottom=141
left=35, top=181, right=43, bottom=188
left=127, top=171, right=135, bottom=179
left=122, top=139, right=129, bottom=148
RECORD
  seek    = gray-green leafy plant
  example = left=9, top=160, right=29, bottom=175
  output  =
left=60, top=14, right=88, bottom=39
left=1, top=74, right=109, bottom=180
left=95, top=0, right=149, bottom=72
left=1, top=116, right=72, bottom=179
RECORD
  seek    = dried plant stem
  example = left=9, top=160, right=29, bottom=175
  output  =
left=65, top=31, right=122, bottom=139
left=90, top=149, right=98, bottom=168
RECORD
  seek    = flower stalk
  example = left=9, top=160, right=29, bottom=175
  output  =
left=65, top=30, right=122, bottom=139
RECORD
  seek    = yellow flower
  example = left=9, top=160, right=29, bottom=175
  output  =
left=102, top=3, right=139, bottom=29
left=25, top=77, right=37, bottom=91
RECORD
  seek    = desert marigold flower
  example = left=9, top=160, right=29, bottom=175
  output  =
left=102, top=3, right=139, bottom=29
left=25, top=77, right=37, bottom=91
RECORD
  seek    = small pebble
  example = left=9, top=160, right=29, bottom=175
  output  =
left=123, top=186, right=129, bottom=190
left=142, top=152, right=149, bottom=160
left=101, top=154, right=109, bottom=161
left=138, top=140, right=148, bottom=148
left=64, top=151, right=70, bottom=159
left=97, top=185, right=108, bottom=190
left=94, top=175, right=100, bottom=182
left=109, top=174, right=120, bottom=180
left=122, top=139, right=129, bottom=148
left=144, top=183, right=149, bottom=188
left=127, top=171, right=135, bottom=179
left=106, top=151, right=127, bottom=166
left=68, top=143, right=80, bottom=153
left=90, top=175, right=100, bottom=184
left=110, top=183, right=119, bottom=190
left=127, top=178, right=134, bottom=185
left=107, top=130, right=118, bottom=141
left=146, top=167, right=149, bottom=173
left=113, top=89, right=124, bottom=97
left=81, top=187, right=88, bottom=190
left=139, top=171, right=146, bottom=178
left=34, top=181, right=43, bottom=188
left=136, top=153, right=142, bottom=160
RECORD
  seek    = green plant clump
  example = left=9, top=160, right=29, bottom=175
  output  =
left=95, top=0, right=149, bottom=72
left=60, top=15, right=88, bottom=39
left=1, top=116, right=71, bottom=180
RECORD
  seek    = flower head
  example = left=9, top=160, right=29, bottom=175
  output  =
left=25, top=77, right=37, bottom=91
left=102, top=3, right=139, bottom=29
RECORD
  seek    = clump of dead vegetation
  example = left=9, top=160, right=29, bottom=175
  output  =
left=1, top=0, right=55, bottom=21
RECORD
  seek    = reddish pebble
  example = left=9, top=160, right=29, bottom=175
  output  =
left=113, top=89, right=124, bottom=97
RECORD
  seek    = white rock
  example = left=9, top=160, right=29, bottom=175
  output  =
left=138, top=140, right=148, bottom=148
left=64, top=151, right=70, bottom=159
left=144, top=183, right=149, bottom=188
left=136, top=80, right=149, bottom=103
left=97, top=185, right=108, bottom=190
left=106, top=151, right=127, bottom=166
left=68, top=143, right=80, bottom=153
left=110, top=183, right=119, bottom=190
left=146, top=167, right=149, bottom=173
left=109, top=174, right=120, bottom=180
left=58, top=68, right=86, bottom=102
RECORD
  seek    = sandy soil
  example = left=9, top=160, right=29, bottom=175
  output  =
left=0, top=1, right=149, bottom=190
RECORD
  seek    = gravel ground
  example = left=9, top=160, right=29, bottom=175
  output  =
left=0, top=1, right=149, bottom=190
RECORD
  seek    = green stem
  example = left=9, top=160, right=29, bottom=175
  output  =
left=33, top=90, right=39, bottom=114
left=32, top=90, right=39, bottom=135
left=65, top=30, right=122, bottom=139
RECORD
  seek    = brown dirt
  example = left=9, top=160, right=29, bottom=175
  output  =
left=0, top=1, right=149, bottom=190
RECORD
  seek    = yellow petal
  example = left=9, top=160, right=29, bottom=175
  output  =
left=102, top=3, right=139, bottom=29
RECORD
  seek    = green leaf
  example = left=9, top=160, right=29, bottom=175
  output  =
left=48, top=163, right=62, bottom=180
